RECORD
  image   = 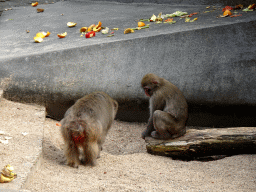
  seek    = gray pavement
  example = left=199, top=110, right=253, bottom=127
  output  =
left=0, top=90, right=44, bottom=192
left=0, top=0, right=256, bottom=122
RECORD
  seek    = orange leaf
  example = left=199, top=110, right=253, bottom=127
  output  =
left=31, top=2, right=38, bottom=7
left=138, top=21, right=145, bottom=27
left=223, top=10, right=232, bottom=16
left=57, top=32, right=67, bottom=38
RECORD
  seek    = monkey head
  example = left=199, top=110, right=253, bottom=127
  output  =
left=141, top=73, right=160, bottom=97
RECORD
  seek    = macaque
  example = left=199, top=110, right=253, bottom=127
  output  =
left=60, top=92, right=118, bottom=168
left=141, top=73, right=188, bottom=140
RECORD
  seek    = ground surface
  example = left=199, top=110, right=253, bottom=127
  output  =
left=25, top=118, right=256, bottom=192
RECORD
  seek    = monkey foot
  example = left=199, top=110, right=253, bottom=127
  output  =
left=67, top=162, right=79, bottom=168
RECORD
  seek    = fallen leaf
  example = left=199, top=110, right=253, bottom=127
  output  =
left=217, top=14, right=229, bottom=18
left=95, top=21, right=102, bottom=28
left=124, top=28, right=134, bottom=34
left=37, top=8, right=44, bottom=13
left=191, top=17, right=198, bottom=22
left=185, top=17, right=190, bottom=22
left=57, top=32, right=67, bottom=38
left=4, top=136, right=12, bottom=140
left=88, top=24, right=96, bottom=32
left=34, top=36, right=44, bottom=42
left=164, top=18, right=173, bottom=22
left=111, top=28, right=119, bottom=30
left=138, top=21, right=145, bottom=27
left=234, top=4, right=243, bottom=9
left=36, top=32, right=46, bottom=38
left=67, top=22, right=77, bottom=27
left=26, top=30, right=30, bottom=33
left=4, top=8, right=12, bottom=11
left=188, top=12, right=198, bottom=17
left=164, top=18, right=176, bottom=24
left=85, top=31, right=96, bottom=38
left=242, top=8, right=253, bottom=12
left=101, top=27, right=109, bottom=34
left=21, top=132, right=28, bottom=136
left=93, top=21, right=102, bottom=32
left=230, top=14, right=242, bottom=17
left=206, top=6, right=210, bottom=9
left=223, top=10, right=232, bottom=16
left=56, top=123, right=61, bottom=126
left=248, top=4, right=256, bottom=9
left=107, top=34, right=114, bottom=37
left=93, top=26, right=102, bottom=32
left=222, top=6, right=233, bottom=12
left=80, top=27, right=88, bottom=33
left=31, top=2, right=38, bottom=7
left=0, top=139, right=8, bottom=145
left=150, top=14, right=156, bottom=22
left=45, top=31, right=50, bottom=37
left=164, top=11, right=188, bottom=17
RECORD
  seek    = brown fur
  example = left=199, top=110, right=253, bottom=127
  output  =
left=61, top=92, right=118, bottom=168
left=141, top=73, right=188, bottom=140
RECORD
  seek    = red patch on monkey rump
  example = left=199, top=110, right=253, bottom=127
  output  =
left=72, top=134, right=85, bottom=144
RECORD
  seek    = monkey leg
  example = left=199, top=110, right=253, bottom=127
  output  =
left=64, top=143, right=80, bottom=168
left=81, top=142, right=99, bottom=166
left=151, top=110, right=186, bottom=140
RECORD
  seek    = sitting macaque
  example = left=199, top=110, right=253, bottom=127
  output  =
left=60, top=92, right=118, bottom=168
left=141, top=73, right=188, bottom=140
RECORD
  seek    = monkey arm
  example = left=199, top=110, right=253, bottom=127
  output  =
left=141, top=115, right=155, bottom=139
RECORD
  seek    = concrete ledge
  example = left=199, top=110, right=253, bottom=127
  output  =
left=90, top=0, right=256, bottom=6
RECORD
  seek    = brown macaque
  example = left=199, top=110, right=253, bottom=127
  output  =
left=60, top=92, right=118, bottom=168
left=141, top=73, right=188, bottom=140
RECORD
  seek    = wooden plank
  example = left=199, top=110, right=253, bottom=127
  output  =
left=145, top=127, right=256, bottom=160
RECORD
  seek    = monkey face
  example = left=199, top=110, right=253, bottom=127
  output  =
left=143, top=86, right=153, bottom=97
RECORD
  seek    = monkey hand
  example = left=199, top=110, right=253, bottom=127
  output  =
left=141, top=129, right=152, bottom=139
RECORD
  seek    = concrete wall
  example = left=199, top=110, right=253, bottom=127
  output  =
left=1, top=0, right=255, bottom=125
left=2, top=20, right=256, bottom=123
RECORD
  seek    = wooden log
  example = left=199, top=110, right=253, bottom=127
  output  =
left=145, top=127, right=256, bottom=160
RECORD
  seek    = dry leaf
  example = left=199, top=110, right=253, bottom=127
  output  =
left=21, top=132, right=28, bottom=136
left=34, top=37, right=43, bottom=43
left=57, top=32, right=67, bottom=38
left=67, top=22, right=77, bottom=27
left=37, top=8, right=44, bottom=13
left=85, top=31, right=96, bottom=38
left=31, top=2, right=38, bottom=7
left=80, top=27, right=88, bottom=33
left=138, top=21, right=145, bottom=27
left=124, top=28, right=134, bottom=34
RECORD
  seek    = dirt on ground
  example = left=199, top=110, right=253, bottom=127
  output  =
left=24, top=118, right=256, bottom=192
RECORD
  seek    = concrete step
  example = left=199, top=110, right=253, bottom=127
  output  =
left=0, top=1, right=256, bottom=122
left=0, top=90, right=45, bottom=191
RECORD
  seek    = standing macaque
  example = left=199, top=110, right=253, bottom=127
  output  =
left=61, top=92, right=118, bottom=168
left=141, top=73, right=188, bottom=140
